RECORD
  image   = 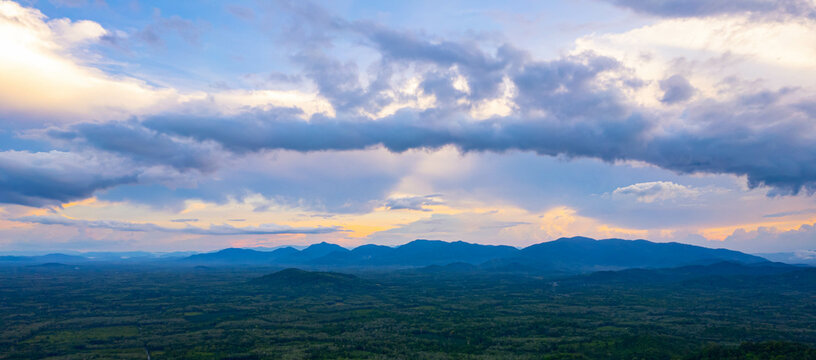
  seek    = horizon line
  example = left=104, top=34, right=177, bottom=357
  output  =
left=0, top=236, right=769, bottom=256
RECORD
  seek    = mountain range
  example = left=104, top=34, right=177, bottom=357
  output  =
left=183, top=237, right=766, bottom=272
left=0, top=237, right=773, bottom=273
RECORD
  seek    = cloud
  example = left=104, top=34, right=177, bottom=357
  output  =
left=45, top=75, right=814, bottom=200
left=573, top=15, right=816, bottom=195
left=134, top=10, right=208, bottom=48
left=644, top=89, right=816, bottom=195
left=351, top=21, right=517, bottom=103
left=142, top=107, right=646, bottom=157
left=659, top=74, right=695, bottom=104
left=511, top=54, right=623, bottom=117
left=13, top=215, right=343, bottom=235
left=600, top=0, right=816, bottom=19
left=792, top=249, right=816, bottom=260
left=276, top=1, right=526, bottom=118
left=84, top=147, right=409, bottom=214
left=0, top=150, right=138, bottom=207
left=574, top=15, right=816, bottom=92
left=133, top=49, right=644, bottom=161
left=713, top=222, right=816, bottom=253
left=4, top=0, right=816, bottom=219
left=137, top=84, right=816, bottom=195
left=612, top=181, right=700, bottom=203
left=763, top=208, right=816, bottom=218
left=10, top=0, right=813, bottom=208
left=0, top=0, right=175, bottom=123
left=383, top=194, right=442, bottom=211
left=226, top=5, right=254, bottom=20
left=0, top=0, right=333, bottom=126
left=50, top=121, right=221, bottom=171
left=47, top=17, right=106, bottom=44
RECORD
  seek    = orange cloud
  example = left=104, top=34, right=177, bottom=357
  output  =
left=61, top=197, right=97, bottom=208
left=699, top=216, right=816, bottom=241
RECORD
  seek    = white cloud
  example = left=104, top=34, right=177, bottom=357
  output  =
left=47, top=17, right=106, bottom=45
left=383, top=194, right=442, bottom=211
left=0, top=1, right=173, bottom=122
left=0, top=0, right=334, bottom=124
left=612, top=181, right=700, bottom=203
left=574, top=15, right=816, bottom=108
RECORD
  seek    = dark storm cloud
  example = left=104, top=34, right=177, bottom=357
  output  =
left=601, top=0, right=816, bottom=18
left=143, top=109, right=649, bottom=159
left=13, top=215, right=343, bottom=235
left=642, top=88, right=816, bottom=195
left=138, top=89, right=816, bottom=195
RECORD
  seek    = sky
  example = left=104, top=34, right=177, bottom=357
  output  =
left=1, top=0, right=816, bottom=254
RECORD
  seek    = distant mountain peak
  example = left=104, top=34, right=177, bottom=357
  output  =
left=553, top=236, right=598, bottom=242
left=516, top=237, right=766, bottom=271
left=304, top=242, right=347, bottom=250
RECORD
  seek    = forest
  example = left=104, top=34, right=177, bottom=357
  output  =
left=1, top=262, right=815, bottom=359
